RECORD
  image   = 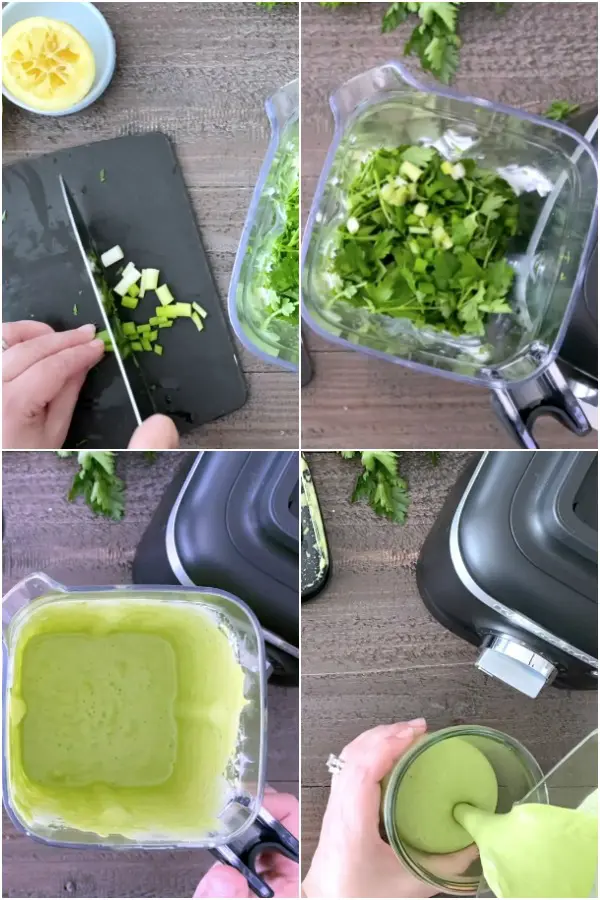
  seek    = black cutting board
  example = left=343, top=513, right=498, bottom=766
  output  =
left=2, top=133, right=247, bottom=448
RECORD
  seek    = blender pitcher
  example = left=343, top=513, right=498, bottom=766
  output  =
left=302, top=62, right=598, bottom=447
left=228, top=79, right=299, bottom=371
left=2, top=573, right=298, bottom=899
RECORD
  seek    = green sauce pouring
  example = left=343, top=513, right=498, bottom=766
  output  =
left=454, top=796, right=598, bottom=899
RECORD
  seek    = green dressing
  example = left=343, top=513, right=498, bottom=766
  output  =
left=393, top=736, right=597, bottom=897
left=8, top=598, right=246, bottom=841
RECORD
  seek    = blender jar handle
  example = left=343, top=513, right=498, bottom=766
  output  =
left=2, top=572, right=65, bottom=631
left=209, top=805, right=299, bottom=899
left=491, top=355, right=592, bottom=449
left=330, top=62, right=414, bottom=127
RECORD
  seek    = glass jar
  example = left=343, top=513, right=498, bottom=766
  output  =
left=382, top=725, right=547, bottom=896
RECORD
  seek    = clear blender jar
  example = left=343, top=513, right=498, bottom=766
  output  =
left=302, top=62, right=598, bottom=447
left=2, top=573, right=298, bottom=899
left=381, top=725, right=548, bottom=896
left=229, top=79, right=299, bottom=371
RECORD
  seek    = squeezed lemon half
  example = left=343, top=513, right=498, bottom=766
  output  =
left=2, top=17, right=95, bottom=112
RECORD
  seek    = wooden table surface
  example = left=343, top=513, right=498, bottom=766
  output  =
left=301, top=1, right=598, bottom=449
left=2, top=451, right=298, bottom=898
left=2, top=2, right=299, bottom=449
left=301, top=451, right=598, bottom=874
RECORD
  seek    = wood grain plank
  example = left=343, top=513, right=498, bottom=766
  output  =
left=2, top=2, right=300, bottom=448
left=2, top=450, right=298, bottom=898
left=300, top=451, right=598, bottom=876
left=300, top=1, right=598, bottom=449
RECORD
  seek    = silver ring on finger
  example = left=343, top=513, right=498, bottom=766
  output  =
left=326, top=753, right=346, bottom=776
left=2, top=338, right=8, bottom=352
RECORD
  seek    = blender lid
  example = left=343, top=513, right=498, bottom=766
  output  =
left=451, top=451, right=597, bottom=660
left=166, top=451, right=299, bottom=649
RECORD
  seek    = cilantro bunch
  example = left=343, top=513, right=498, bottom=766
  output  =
left=330, top=144, right=520, bottom=338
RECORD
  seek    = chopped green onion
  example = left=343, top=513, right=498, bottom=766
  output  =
left=127, top=283, right=140, bottom=298
left=99, top=169, right=106, bottom=183
left=156, top=284, right=175, bottom=306
left=114, top=265, right=141, bottom=297
left=191, top=312, right=204, bottom=332
left=149, top=317, right=161, bottom=326
left=120, top=295, right=139, bottom=310
left=137, top=324, right=151, bottom=334
left=141, top=338, right=152, bottom=352
left=122, top=321, right=137, bottom=336
left=154, top=344, right=163, bottom=356
left=73, top=304, right=78, bottom=316
left=100, top=245, right=124, bottom=268
left=400, top=160, right=423, bottom=182
left=155, top=306, right=170, bottom=318
left=147, top=330, right=158, bottom=342
left=140, top=268, right=160, bottom=298
left=158, top=320, right=173, bottom=328
left=172, top=302, right=192, bottom=317
left=192, top=302, right=208, bottom=319
left=131, top=341, right=143, bottom=352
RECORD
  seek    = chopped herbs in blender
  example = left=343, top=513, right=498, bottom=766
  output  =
left=328, top=145, right=521, bottom=338
left=254, top=133, right=299, bottom=333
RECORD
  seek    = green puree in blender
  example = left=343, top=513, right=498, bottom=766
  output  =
left=394, top=737, right=598, bottom=898
left=8, top=599, right=246, bottom=841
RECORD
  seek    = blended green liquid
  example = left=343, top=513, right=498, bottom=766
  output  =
left=394, top=737, right=598, bottom=898
left=8, top=598, right=247, bottom=841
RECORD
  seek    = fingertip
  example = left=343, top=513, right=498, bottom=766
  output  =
left=128, top=414, right=179, bottom=450
left=407, top=717, right=427, bottom=729
left=77, top=323, right=97, bottom=338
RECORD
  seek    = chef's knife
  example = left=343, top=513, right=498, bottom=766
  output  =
left=59, top=174, right=154, bottom=426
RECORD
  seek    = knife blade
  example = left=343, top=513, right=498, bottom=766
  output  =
left=59, top=174, right=153, bottom=427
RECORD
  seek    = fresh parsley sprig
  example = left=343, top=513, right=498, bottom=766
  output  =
left=382, top=2, right=462, bottom=84
left=57, top=451, right=125, bottom=520
left=340, top=450, right=440, bottom=523
left=544, top=100, right=580, bottom=122
left=330, top=144, right=519, bottom=338
left=341, top=451, right=410, bottom=523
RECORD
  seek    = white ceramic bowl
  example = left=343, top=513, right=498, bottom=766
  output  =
left=2, top=1, right=116, bottom=115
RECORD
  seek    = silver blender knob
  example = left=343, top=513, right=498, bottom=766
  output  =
left=475, top=635, right=557, bottom=698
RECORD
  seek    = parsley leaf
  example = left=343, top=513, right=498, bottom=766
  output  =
left=544, top=100, right=580, bottom=122
left=57, top=451, right=125, bottom=520
left=417, top=1, right=459, bottom=31
left=382, top=2, right=411, bottom=33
